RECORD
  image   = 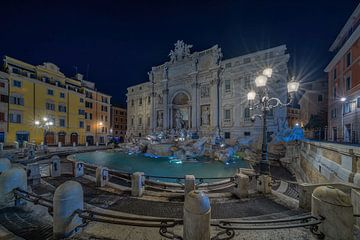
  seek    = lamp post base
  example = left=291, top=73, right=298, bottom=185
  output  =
left=259, top=160, right=270, bottom=176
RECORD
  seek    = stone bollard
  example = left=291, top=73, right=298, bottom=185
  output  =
left=85, top=142, right=88, bottom=147
left=53, top=181, right=84, bottom=239
left=14, top=142, right=19, bottom=150
left=26, top=163, right=41, bottom=185
left=95, top=167, right=109, bottom=187
left=0, top=158, right=11, bottom=174
left=257, top=175, right=271, bottom=194
left=312, top=186, right=354, bottom=240
left=0, top=167, right=27, bottom=207
left=58, top=142, right=62, bottom=148
left=50, top=155, right=61, bottom=177
left=0, top=143, right=4, bottom=151
left=131, top=172, right=144, bottom=197
left=72, top=142, right=76, bottom=147
left=183, top=190, right=211, bottom=240
left=184, top=175, right=196, bottom=198
left=73, top=162, right=84, bottom=177
left=96, top=142, right=99, bottom=147
left=233, top=173, right=249, bottom=198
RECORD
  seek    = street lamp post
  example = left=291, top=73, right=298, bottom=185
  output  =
left=34, top=117, right=54, bottom=146
left=247, top=68, right=300, bottom=175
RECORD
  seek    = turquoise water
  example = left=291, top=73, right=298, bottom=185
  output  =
left=72, top=151, right=249, bottom=181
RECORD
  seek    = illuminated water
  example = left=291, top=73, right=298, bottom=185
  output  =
left=72, top=151, right=249, bottom=182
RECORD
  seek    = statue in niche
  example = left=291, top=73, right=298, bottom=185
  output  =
left=157, top=112, right=163, bottom=128
left=158, top=94, right=163, bottom=104
left=175, top=110, right=184, bottom=129
left=201, top=106, right=210, bottom=126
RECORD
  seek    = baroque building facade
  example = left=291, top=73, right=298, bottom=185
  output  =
left=127, top=41, right=290, bottom=143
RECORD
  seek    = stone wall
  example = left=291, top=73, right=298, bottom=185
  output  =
left=295, top=140, right=360, bottom=186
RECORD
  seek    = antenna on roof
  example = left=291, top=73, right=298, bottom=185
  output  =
left=86, top=64, right=90, bottom=80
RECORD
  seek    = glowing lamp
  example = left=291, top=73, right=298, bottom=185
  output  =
left=340, top=97, right=347, bottom=102
left=287, top=81, right=299, bottom=93
left=43, top=117, right=48, bottom=122
left=247, top=91, right=256, bottom=101
left=263, top=68, right=273, bottom=78
left=255, top=75, right=268, bottom=87
left=35, top=120, right=40, bottom=125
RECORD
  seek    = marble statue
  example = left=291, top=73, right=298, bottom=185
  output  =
left=169, top=40, right=193, bottom=62
left=157, top=113, right=163, bottom=127
left=201, top=107, right=210, bottom=125
left=175, top=110, right=184, bottom=129
left=213, top=47, right=223, bottom=65
left=158, top=94, right=163, bottom=104
left=163, top=65, right=168, bottom=79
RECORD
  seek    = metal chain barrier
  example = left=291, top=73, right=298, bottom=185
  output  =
left=211, top=214, right=324, bottom=239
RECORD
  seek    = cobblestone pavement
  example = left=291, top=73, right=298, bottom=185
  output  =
left=41, top=175, right=298, bottom=219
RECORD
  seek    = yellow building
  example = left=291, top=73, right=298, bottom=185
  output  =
left=1, top=56, right=109, bottom=146
left=82, top=80, right=112, bottom=145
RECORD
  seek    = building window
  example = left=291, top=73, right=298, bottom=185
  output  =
left=86, top=125, right=90, bottom=131
left=78, top=109, right=85, bottom=115
left=224, top=132, right=231, bottom=139
left=13, top=80, right=22, bottom=88
left=225, top=80, right=231, bottom=93
left=244, top=108, right=250, bottom=118
left=101, top=105, right=108, bottom=112
left=318, top=95, right=323, bottom=102
left=89, top=113, right=92, bottom=120
left=60, top=92, right=65, bottom=98
left=346, top=52, right=351, bottom=67
left=131, top=118, right=134, bottom=126
left=346, top=76, right=351, bottom=91
left=85, top=101, right=93, bottom=108
left=138, top=117, right=142, bottom=125
left=344, top=102, right=351, bottom=114
left=224, top=109, right=231, bottom=122
left=333, top=68, right=337, bottom=80
left=10, top=96, right=24, bottom=106
left=79, top=121, right=84, bottom=128
left=131, top=99, right=134, bottom=106
left=80, top=98, right=84, bottom=103
left=333, top=86, right=336, bottom=98
left=148, top=96, right=151, bottom=104
left=0, top=94, right=9, bottom=103
left=244, top=75, right=251, bottom=89
left=9, top=113, right=21, bottom=123
left=139, top=98, right=142, bottom=106
left=357, top=98, right=360, bottom=108
left=48, top=89, right=54, bottom=96
left=0, top=112, right=5, bottom=122
left=0, top=82, right=5, bottom=88
left=0, top=132, right=4, bottom=142
left=244, top=132, right=251, bottom=136
left=331, top=108, right=337, bottom=118
left=105, top=116, right=108, bottom=122
left=46, top=102, right=55, bottom=111
left=59, top=119, right=65, bottom=127
left=58, top=105, right=66, bottom=112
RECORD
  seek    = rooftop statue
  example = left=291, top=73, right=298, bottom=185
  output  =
left=169, top=40, right=193, bottom=63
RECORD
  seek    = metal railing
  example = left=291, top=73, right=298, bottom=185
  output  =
left=13, top=188, right=324, bottom=240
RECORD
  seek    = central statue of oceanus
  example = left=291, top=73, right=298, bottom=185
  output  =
left=175, top=110, right=185, bottom=129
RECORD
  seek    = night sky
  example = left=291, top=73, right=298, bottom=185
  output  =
left=0, top=0, right=358, bottom=106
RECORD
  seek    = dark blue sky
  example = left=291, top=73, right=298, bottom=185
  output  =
left=0, top=0, right=358, bottom=106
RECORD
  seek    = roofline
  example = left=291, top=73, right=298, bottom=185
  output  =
left=325, top=23, right=360, bottom=72
left=329, top=3, right=360, bottom=51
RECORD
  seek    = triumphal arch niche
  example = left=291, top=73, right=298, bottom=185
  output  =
left=171, top=91, right=191, bottom=129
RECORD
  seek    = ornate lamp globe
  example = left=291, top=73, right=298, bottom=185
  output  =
left=287, top=79, right=300, bottom=93
left=247, top=91, right=256, bottom=101
left=255, top=75, right=268, bottom=87
left=263, top=68, right=273, bottom=78
left=340, top=97, right=347, bottom=102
